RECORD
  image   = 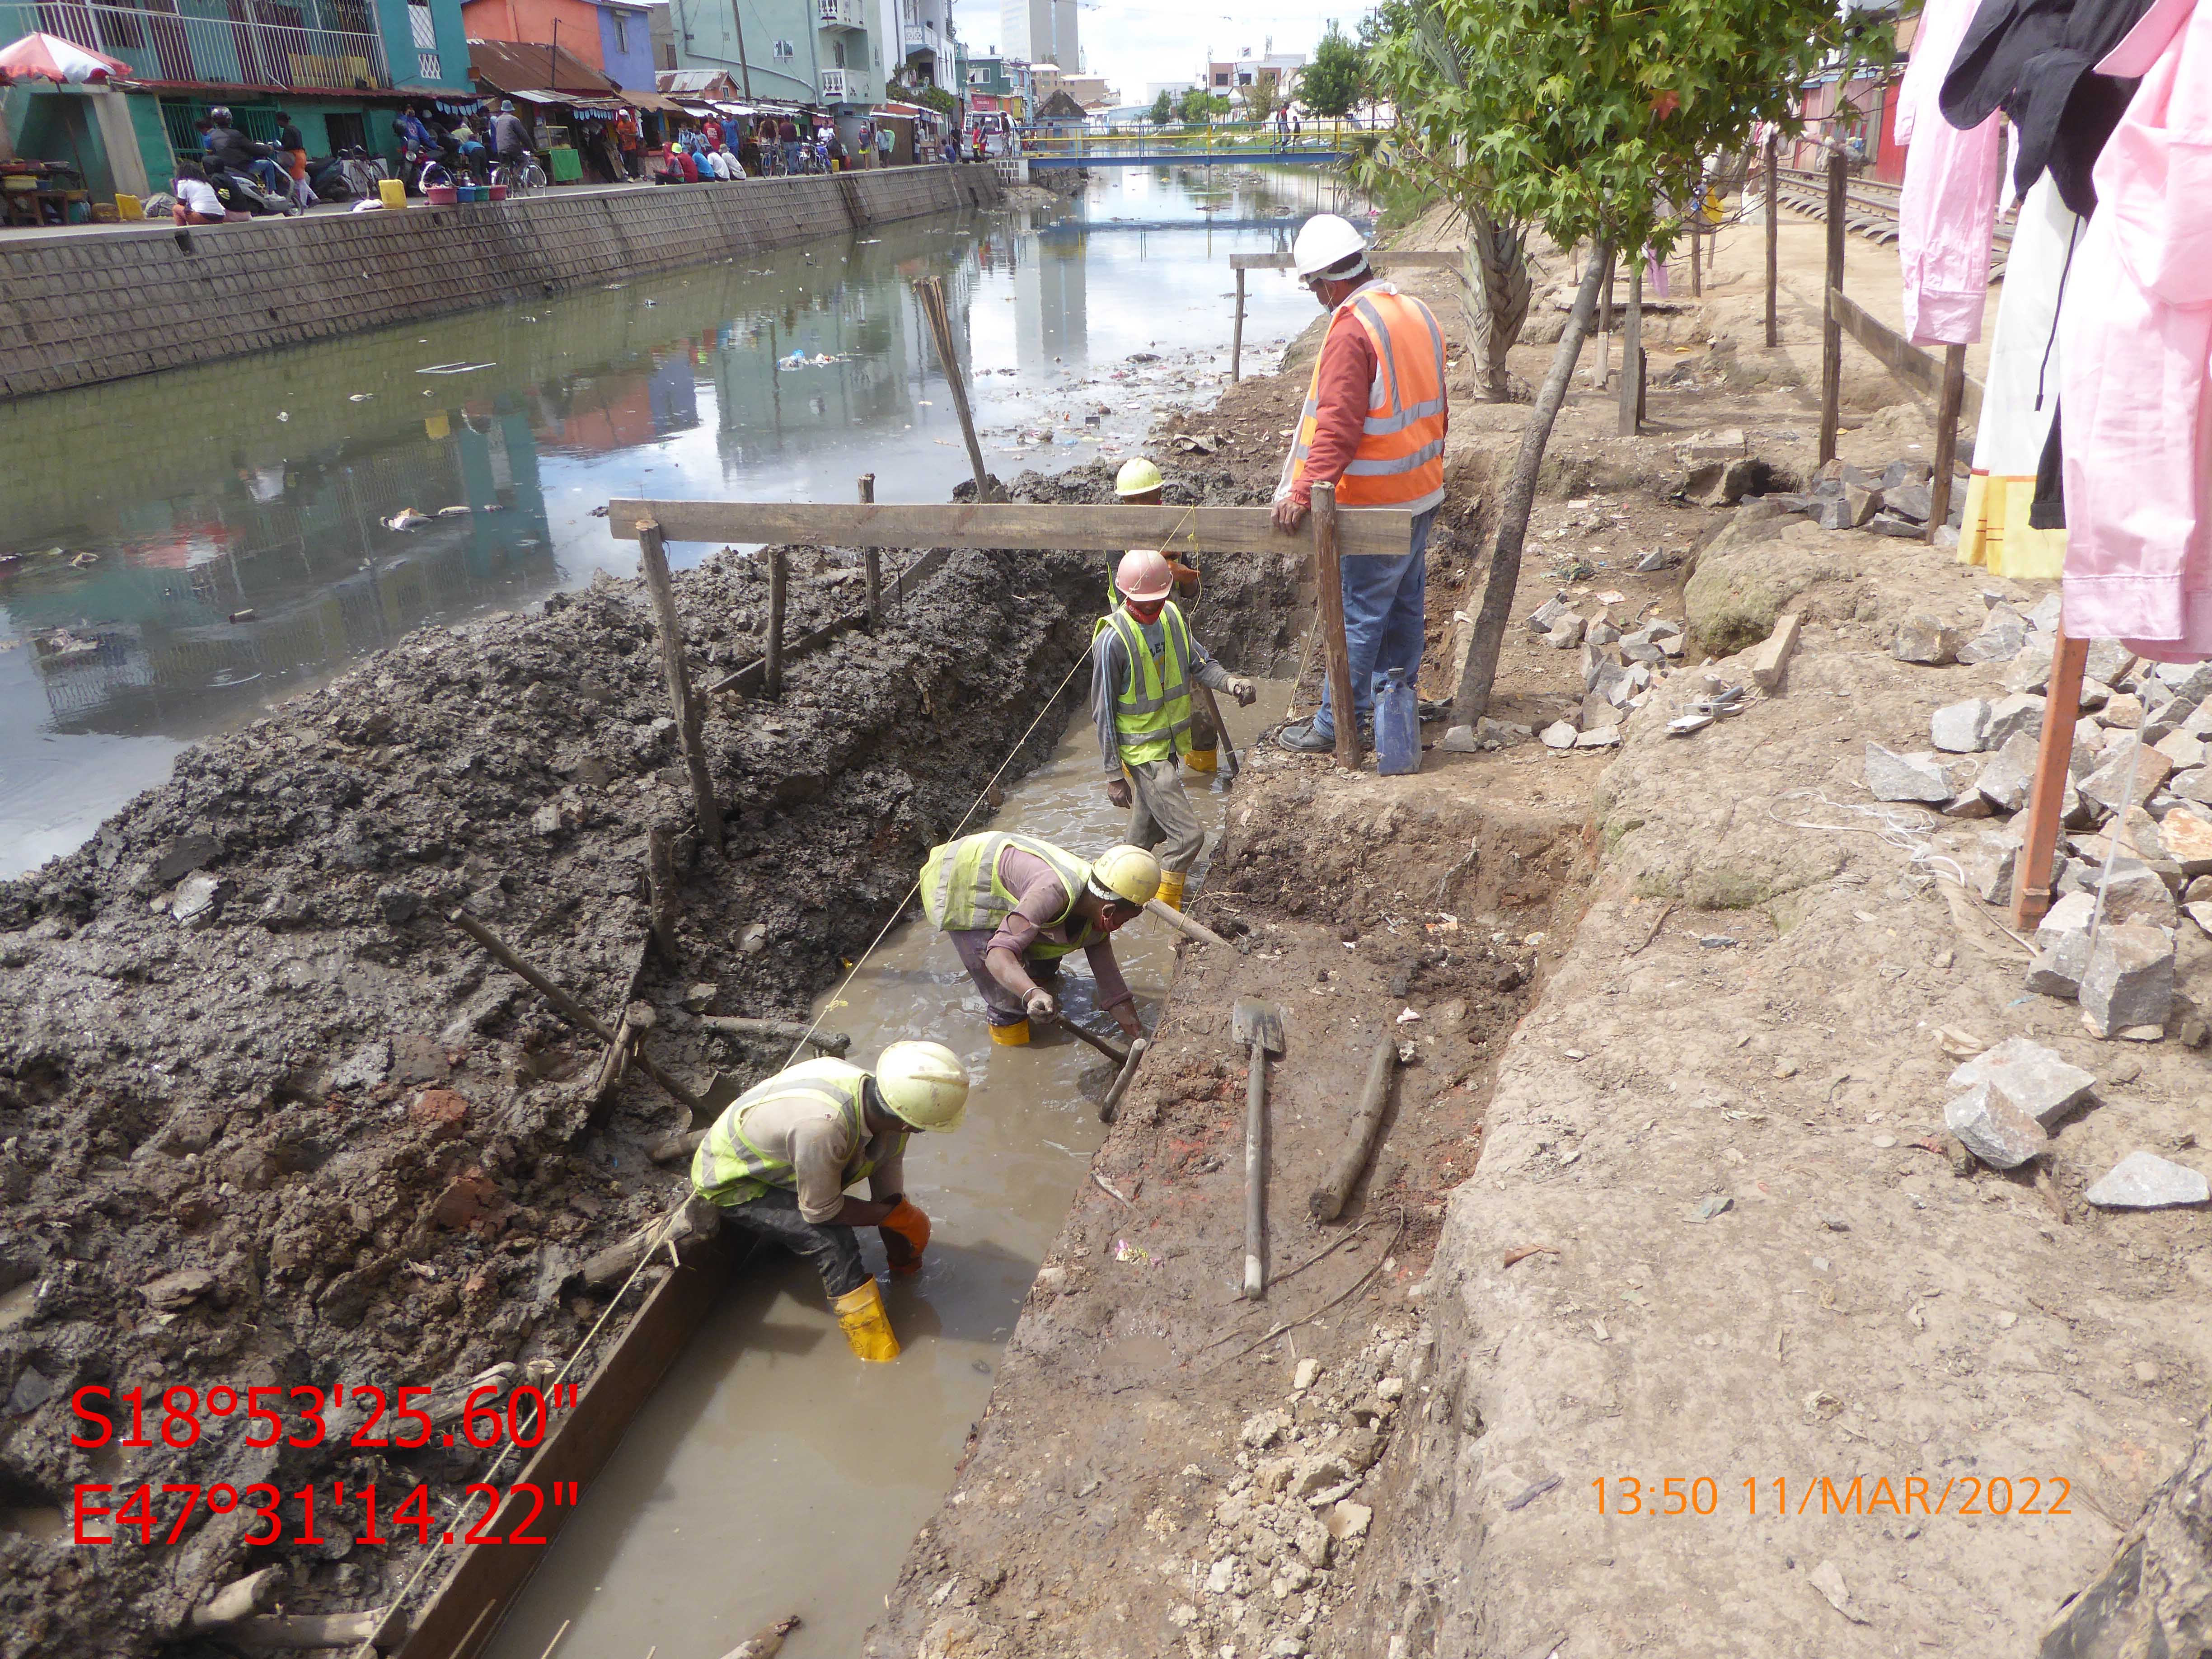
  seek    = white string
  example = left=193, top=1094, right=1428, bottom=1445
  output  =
left=1766, top=787, right=1973, bottom=891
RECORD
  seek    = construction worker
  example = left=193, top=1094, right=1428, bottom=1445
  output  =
left=691, top=1041, right=966, bottom=1361
left=1114, top=457, right=1218, bottom=771
left=921, top=833, right=1159, bottom=1045
left=1092, top=551, right=1256, bottom=908
left=1270, top=213, right=1448, bottom=753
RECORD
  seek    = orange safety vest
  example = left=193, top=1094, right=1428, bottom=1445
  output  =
left=1284, top=284, right=1448, bottom=510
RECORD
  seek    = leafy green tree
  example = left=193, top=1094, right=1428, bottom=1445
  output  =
left=1149, top=90, right=1174, bottom=127
left=1361, top=0, right=1889, bottom=731
left=1246, top=75, right=1279, bottom=126
left=1176, top=89, right=1230, bottom=124
left=1302, top=26, right=1364, bottom=120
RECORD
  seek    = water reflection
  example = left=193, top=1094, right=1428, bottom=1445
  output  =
left=0, top=164, right=1354, bottom=876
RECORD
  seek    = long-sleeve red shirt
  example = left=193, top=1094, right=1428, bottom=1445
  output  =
left=1287, top=304, right=1381, bottom=510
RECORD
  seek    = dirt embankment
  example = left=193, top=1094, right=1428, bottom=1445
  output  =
left=875, top=201, right=2212, bottom=1659
left=0, top=472, right=1299, bottom=1658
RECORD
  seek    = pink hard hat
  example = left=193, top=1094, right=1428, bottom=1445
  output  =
left=1115, top=549, right=1173, bottom=603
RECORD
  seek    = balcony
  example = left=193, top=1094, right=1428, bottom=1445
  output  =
left=3, top=0, right=394, bottom=91
left=815, top=0, right=864, bottom=27
left=819, top=66, right=855, bottom=99
left=901, top=23, right=938, bottom=55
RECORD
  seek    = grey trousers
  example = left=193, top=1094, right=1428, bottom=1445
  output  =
left=1125, top=757, right=1206, bottom=874
left=721, top=1187, right=868, bottom=1298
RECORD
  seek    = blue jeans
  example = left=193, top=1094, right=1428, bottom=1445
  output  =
left=1311, top=505, right=1436, bottom=739
left=782, top=141, right=803, bottom=172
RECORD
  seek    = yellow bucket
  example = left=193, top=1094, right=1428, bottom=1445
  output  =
left=378, top=177, right=406, bottom=211
left=115, top=193, right=144, bottom=221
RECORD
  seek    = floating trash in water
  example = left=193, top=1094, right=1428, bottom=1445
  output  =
left=384, top=509, right=430, bottom=531
left=416, top=361, right=496, bottom=375
left=436, top=505, right=472, bottom=517
left=348, top=393, right=374, bottom=402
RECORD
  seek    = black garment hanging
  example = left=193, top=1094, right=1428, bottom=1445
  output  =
left=1940, top=0, right=2156, bottom=215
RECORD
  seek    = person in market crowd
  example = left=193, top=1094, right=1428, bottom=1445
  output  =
left=493, top=100, right=531, bottom=181
left=615, top=106, right=642, bottom=178
left=703, top=112, right=723, bottom=152
left=272, top=111, right=315, bottom=209
left=779, top=112, right=802, bottom=173
left=170, top=160, right=226, bottom=224
left=876, top=121, right=895, bottom=166
left=737, top=121, right=762, bottom=176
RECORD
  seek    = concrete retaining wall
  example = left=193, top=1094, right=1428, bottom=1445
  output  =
left=0, top=165, right=1001, bottom=400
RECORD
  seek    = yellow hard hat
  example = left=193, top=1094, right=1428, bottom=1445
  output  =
left=1088, top=844, right=1161, bottom=908
left=1115, top=457, right=1163, bottom=497
left=1115, top=549, right=1174, bottom=602
left=875, top=1040, right=970, bottom=1131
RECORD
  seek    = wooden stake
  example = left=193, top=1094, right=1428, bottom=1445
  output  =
left=1927, top=343, right=1968, bottom=541
left=445, top=909, right=705, bottom=1112
left=1597, top=260, right=1612, bottom=388
left=1231, top=266, right=1246, bottom=383
left=645, top=825, right=678, bottom=963
left=2011, top=629, right=2089, bottom=929
left=1818, top=148, right=1846, bottom=465
left=1311, top=481, right=1359, bottom=770
left=1689, top=217, right=1701, bottom=298
left=698, top=1015, right=852, bottom=1055
left=913, top=275, right=994, bottom=501
left=764, top=546, right=787, bottom=699
left=1309, top=1035, right=1397, bottom=1222
left=1763, top=131, right=1780, bottom=349
left=859, top=473, right=882, bottom=626
left=1617, top=258, right=1642, bottom=436
left=634, top=520, right=724, bottom=848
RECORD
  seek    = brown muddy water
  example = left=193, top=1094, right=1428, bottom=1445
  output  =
left=476, top=685, right=1285, bottom=1659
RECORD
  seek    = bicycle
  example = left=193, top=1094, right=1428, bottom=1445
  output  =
left=493, top=156, right=546, bottom=194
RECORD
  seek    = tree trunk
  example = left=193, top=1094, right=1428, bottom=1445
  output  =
left=1460, top=198, right=1530, bottom=403
left=1446, top=242, right=1614, bottom=737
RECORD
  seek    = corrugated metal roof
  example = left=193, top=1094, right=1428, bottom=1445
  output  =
left=465, top=37, right=619, bottom=96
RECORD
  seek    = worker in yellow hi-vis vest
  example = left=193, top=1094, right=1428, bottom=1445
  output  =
left=691, top=1041, right=968, bottom=1362
left=1091, top=549, right=1255, bottom=910
left=1112, top=457, right=1217, bottom=772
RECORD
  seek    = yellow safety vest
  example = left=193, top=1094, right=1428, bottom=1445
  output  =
left=918, top=831, right=1103, bottom=961
left=1092, top=601, right=1195, bottom=766
left=689, top=1058, right=901, bottom=1208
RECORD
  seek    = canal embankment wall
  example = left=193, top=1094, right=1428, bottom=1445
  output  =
left=0, top=165, right=1003, bottom=400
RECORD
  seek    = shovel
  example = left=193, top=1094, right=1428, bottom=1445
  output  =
left=1049, top=1011, right=1130, bottom=1068
left=1233, top=998, right=1284, bottom=1299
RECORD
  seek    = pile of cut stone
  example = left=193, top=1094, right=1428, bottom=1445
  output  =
left=1865, top=591, right=2212, bottom=1040
left=1181, top=1327, right=1421, bottom=1659
left=1772, top=455, right=1965, bottom=538
left=1514, top=592, right=1689, bottom=751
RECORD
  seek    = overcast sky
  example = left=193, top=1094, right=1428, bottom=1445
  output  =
left=948, top=0, right=1373, bottom=102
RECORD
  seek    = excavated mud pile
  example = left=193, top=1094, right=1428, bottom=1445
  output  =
left=0, top=539, right=1130, bottom=1659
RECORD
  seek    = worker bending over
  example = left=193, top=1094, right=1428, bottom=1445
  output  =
left=1093, top=550, right=1256, bottom=909
left=691, top=1042, right=968, bottom=1361
left=922, top=832, right=1158, bottom=1045
left=1113, top=457, right=1216, bottom=771
left=1270, top=213, right=1448, bottom=753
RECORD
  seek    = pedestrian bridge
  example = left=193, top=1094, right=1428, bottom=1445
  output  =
left=1016, top=121, right=1372, bottom=169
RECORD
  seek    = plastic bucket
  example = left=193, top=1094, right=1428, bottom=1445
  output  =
left=376, top=177, right=406, bottom=210
left=426, top=184, right=458, bottom=206
left=488, top=183, right=508, bottom=202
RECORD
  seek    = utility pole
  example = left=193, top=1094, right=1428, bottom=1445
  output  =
left=730, top=0, right=752, bottom=97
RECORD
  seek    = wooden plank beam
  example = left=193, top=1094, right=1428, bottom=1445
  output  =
left=1829, top=287, right=1986, bottom=427
left=1228, top=250, right=1461, bottom=271
left=604, top=501, right=1419, bottom=561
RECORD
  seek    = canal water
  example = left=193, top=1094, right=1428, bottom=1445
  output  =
left=476, top=687, right=1282, bottom=1659
left=0, top=164, right=1351, bottom=879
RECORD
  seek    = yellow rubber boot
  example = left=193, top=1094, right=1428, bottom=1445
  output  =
left=1185, top=745, right=1218, bottom=774
left=1157, top=869, right=1187, bottom=911
left=832, top=1279, right=900, bottom=1362
left=989, top=1018, right=1031, bottom=1046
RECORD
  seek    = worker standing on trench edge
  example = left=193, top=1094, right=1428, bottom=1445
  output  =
left=1113, top=457, right=1219, bottom=773
left=1092, top=549, right=1256, bottom=909
left=690, top=1042, right=969, bottom=1362
left=1269, top=212, right=1449, bottom=753
left=920, top=832, right=1159, bottom=1045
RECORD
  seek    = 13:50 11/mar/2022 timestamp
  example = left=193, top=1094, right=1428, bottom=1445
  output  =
left=1592, top=1475, right=2072, bottom=1518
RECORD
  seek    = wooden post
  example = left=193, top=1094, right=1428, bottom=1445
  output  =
left=859, top=473, right=882, bottom=626
left=764, top=547, right=787, bottom=698
left=1311, top=481, right=1360, bottom=771
left=1818, top=148, right=1846, bottom=465
left=1927, top=344, right=1968, bottom=541
left=1764, top=131, right=1780, bottom=348
left=2012, top=631, right=2089, bottom=928
left=645, top=825, right=678, bottom=962
left=1617, top=259, right=1642, bottom=436
left=634, top=520, right=724, bottom=848
left=913, top=274, right=994, bottom=501
left=1689, top=218, right=1701, bottom=298
left=1231, top=267, right=1246, bottom=383
left=1597, top=260, right=1613, bottom=388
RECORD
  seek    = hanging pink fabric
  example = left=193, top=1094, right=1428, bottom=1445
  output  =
left=1897, top=0, right=2006, bottom=345
left=2058, top=0, right=2212, bottom=659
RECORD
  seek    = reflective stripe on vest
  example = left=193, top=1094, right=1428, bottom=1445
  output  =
left=690, top=1057, right=900, bottom=1208
left=1284, top=284, right=1449, bottom=508
left=918, top=832, right=1103, bottom=960
left=1091, top=601, right=1195, bottom=766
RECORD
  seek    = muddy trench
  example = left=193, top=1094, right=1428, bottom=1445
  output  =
left=0, top=464, right=1299, bottom=1659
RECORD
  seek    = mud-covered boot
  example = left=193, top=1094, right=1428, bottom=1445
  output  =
left=1156, top=869, right=1187, bottom=911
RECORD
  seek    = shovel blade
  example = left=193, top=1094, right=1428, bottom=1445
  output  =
left=1232, top=998, right=1284, bottom=1055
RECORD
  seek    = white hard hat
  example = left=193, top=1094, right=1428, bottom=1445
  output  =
left=875, top=1040, right=969, bottom=1131
left=1088, top=844, right=1162, bottom=908
left=1115, top=549, right=1174, bottom=602
left=1293, top=213, right=1368, bottom=279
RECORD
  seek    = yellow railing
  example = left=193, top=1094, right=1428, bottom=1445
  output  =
left=1018, top=118, right=1373, bottom=159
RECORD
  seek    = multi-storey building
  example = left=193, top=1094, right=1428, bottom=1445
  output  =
left=664, top=0, right=878, bottom=114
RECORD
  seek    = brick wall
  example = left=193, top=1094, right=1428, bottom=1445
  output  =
left=0, top=165, right=1002, bottom=400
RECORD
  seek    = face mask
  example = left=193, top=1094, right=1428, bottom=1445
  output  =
left=1124, top=598, right=1165, bottom=624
